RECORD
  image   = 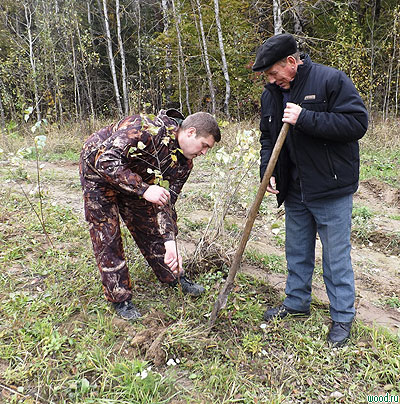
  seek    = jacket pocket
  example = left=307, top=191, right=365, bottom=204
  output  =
left=324, top=144, right=337, bottom=180
left=301, top=98, right=327, bottom=112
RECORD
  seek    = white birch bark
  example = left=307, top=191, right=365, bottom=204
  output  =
left=292, top=0, right=303, bottom=36
left=161, top=0, right=173, bottom=104
left=273, top=0, right=283, bottom=35
left=171, top=0, right=191, bottom=114
left=133, top=0, right=143, bottom=112
left=70, top=33, right=81, bottom=119
left=102, top=0, right=123, bottom=116
left=116, top=0, right=129, bottom=114
left=24, top=4, right=41, bottom=121
left=0, top=78, right=5, bottom=140
left=194, top=0, right=216, bottom=115
left=76, top=19, right=95, bottom=117
left=213, top=0, right=230, bottom=118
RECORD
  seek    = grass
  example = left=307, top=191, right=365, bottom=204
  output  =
left=244, top=249, right=285, bottom=273
left=379, top=294, right=400, bottom=310
left=1, top=186, right=399, bottom=404
left=360, top=121, right=400, bottom=187
left=0, top=119, right=400, bottom=403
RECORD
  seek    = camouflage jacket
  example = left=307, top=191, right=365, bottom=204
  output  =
left=80, top=109, right=192, bottom=241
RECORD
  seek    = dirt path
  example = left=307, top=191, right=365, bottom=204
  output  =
left=17, top=161, right=400, bottom=334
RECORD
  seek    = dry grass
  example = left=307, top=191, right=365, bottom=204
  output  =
left=362, top=117, right=400, bottom=150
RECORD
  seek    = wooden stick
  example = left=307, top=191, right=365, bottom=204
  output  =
left=209, top=122, right=290, bottom=327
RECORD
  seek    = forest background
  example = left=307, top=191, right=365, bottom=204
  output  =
left=0, top=0, right=400, bottom=127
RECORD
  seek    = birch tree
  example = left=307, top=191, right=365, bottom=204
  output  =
left=213, top=0, right=230, bottom=118
left=116, top=0, right=129, bottom=115
left=273, top=0, right=283, bottom=35
left=70, top=31, right=82, bottom=119
left=24, top=3, right=41, bottom=121
left=101, top=0, right=123, bottom=116
left=161, top=0, right=173, bottom=105
left=171, top=0, right=191, bottom=114
left=291, top=0, right=304, bottom=36
left=0, top=78, right=5, bottom=139
left=76, top=19, right=95, bottom=117
left=193, top=0, right=216, bottom=115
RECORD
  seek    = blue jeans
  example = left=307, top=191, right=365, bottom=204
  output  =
left=283, top=192, right=355, bottom=322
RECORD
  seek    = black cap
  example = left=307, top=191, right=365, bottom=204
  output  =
left=252, top=33, right=298, bottom=72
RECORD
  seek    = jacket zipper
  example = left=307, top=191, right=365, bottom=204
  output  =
left=324, top=144, right=338, bottom=180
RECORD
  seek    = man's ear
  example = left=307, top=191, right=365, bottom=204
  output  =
left=186, top=127, right=197, bottom=138
left=287, top=55, right=297, bottom=67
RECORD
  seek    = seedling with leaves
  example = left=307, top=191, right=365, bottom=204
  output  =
left=2, top=107, right=53, bottom=247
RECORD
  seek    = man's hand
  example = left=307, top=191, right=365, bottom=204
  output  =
left=267, top=176, right=279, bottom=194
left=283, top=102, right=302, bottom=125
left=143, top=185, right=170, bottom=206
left=164, top=240, right=183, bottom=275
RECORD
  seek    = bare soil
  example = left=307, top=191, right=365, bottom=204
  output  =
left=13, top=161, right=400, bottom=334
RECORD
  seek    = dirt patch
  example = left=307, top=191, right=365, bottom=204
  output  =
left=356, top=178, right=400, bottom=211
left=111, top=309, right=172, bottom=367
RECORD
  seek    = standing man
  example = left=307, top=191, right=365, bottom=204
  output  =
left=252, top=34, right=368, bottom=346
left=80, top=109, right=221, bottom=321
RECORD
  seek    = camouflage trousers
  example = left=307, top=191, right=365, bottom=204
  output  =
left=81, top=180, right=177, bottom=303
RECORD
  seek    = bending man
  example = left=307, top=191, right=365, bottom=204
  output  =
left=80, top=109, right=221, bottom=320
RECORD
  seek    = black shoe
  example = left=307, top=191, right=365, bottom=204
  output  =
left=328, top=321, right=352, bottom=347
left=263, top=304, right=310, bottom=322
left=175, top=275, right=205, bottom=297
left=112, top=300, right=141, bottom=321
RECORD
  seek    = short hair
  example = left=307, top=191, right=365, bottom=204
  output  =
left=181, top=112, right=221, bottom=142
left=278, top=52, right=301, bottom=66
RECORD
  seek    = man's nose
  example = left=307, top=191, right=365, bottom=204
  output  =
left=201, top=148, right=208, bottom=155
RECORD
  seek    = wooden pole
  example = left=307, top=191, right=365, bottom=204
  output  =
left=209, top=122, right=290, bottom=327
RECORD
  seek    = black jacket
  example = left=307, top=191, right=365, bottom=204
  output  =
left=260, top=55, right=368, bottom=206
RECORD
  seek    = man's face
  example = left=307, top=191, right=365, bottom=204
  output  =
left=265, top=57, right=297, bottom=89
left=178, top=128, right=215, bottom=160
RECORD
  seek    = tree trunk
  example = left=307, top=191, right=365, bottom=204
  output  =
left=273, top=0, right=283, bottom=35
left=171, top=0, right=191, bottom=114
left=161, top=0, right=173, bottom=106
left=24, top=4, right=41, bottom=121
left=213, top=0, right=230, bottom=118
left=116, top=0, right=129, bottom=115
left=194, top=0, right=216, bottom=115
left=102, top=0, right=123, bottom=116
left=70, top=33, right=81, bottom=119
left=383, top=12, right=398, bottom=120
left=133, top=0, right=143, bottom=112
left=292, top=0, right=304, bottom=36
left=0, top=78, right=6, bottom=142
left=76, top=19, right=95, bottom=117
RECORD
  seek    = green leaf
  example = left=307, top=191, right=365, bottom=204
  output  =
left=159, top=179, right=170, bottom=190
